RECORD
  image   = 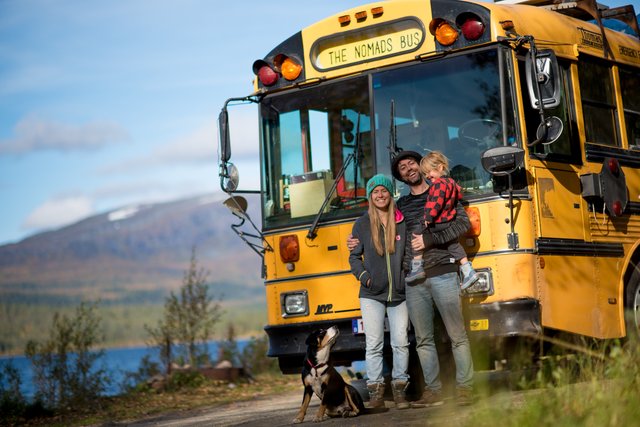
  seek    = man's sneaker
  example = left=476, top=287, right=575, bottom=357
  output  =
left=410, top=389, right=444, bottom=408
left=456, top=387, right=473, bottom=406
left=405, top=268, right=426, bottom=284
left=460, top=271, right=479, bottom=291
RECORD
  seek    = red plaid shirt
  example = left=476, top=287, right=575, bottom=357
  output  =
left=424, top=177, right=462, bottom=224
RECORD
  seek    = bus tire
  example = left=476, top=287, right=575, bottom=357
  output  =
left=625, top=268, right=640, bottom=343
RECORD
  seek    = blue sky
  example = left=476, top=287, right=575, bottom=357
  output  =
left=0, top=0, right=366, bottom=245
left=0, top=0, right=638, bottom=245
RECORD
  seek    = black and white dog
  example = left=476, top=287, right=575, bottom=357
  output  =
left=293, top=326, right=366, bottom=423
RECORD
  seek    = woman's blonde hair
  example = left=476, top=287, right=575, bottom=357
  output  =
left=420, top=150, right=450, bottom=177
left=368, top=193, right=397, bottom=256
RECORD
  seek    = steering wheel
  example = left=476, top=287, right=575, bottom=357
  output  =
left=458, top=119, right=502, bottom=150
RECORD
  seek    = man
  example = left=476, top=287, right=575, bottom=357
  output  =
left=348, top=150, right=474, bottom=406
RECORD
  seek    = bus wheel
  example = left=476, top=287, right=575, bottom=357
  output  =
left=625, top=269, right=640, bottom=342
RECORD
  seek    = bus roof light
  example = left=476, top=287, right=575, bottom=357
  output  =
left=355, top=10, right=367, bottom=21
left=429, top=18, right=459, bottom=46
left=253, top=59, right=279, bottom=86
left=274, top=54, right=302, bottom=81
left=459, top=16, right=485, bottom=41
left=371, top=7, right=384, bottom=17
left=338, top=14, right=351, bottom=26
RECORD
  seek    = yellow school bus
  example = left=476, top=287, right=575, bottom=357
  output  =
left=218, top=0, right=640, bottom=373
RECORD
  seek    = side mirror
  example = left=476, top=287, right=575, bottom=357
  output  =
left=526, top=49, right=561, bottom=110
left=481, top=146, right=525, bottom=176
left=219, top=108, right=231, bottom=163
left=221, top=163, right=239, bottom=192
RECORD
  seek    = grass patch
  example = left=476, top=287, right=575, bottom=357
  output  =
left=464, top=340, right=640, bottom=427
left=7, top=372, right=299, bottom=426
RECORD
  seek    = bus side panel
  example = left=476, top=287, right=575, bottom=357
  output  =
left=539, top=254, right=624, bottom=338
left=531, top=167, right=584, bottom=240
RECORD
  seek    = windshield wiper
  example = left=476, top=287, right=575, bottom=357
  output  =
left=307, top=113, right=362, bottom=240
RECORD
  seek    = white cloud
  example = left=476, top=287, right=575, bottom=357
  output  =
left=22, top=195, right=94, bottom=232
left=0, top=116, right=128, bottom=154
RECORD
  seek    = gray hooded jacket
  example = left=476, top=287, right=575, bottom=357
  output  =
left=349, top=211, right=406, bottom=303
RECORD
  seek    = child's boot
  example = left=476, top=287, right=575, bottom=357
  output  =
left=406, top=259, right=425, bottom=284
left=460, top=262, right=479, bottom=290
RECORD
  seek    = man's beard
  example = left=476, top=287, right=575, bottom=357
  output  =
left=404, top=169, right=423, bottom=186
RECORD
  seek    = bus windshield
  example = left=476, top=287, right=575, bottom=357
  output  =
left=372, top=47, right=518, bottom=195
left=260, top=77, right=372, bottom=230
left=260, top=47, right=518, bottom=229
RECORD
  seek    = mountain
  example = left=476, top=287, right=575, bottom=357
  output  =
left=0, top=193, right=265, bottom=305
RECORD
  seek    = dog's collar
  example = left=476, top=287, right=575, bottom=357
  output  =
left=305, top=358, right=327, bottom=375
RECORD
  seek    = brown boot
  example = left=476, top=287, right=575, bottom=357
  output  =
left=411, top=388, right=444, bottom=408
left=367, top=383, right=385, bottom=408
left=391, top=380, right=410, bottom=409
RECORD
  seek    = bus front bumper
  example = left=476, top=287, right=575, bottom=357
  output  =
left=465, top=298, right=542, bottom=338
left=264, top=319, right=366, bottom=368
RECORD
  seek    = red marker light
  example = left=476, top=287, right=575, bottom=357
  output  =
left=461, top=18, right=485, bottom=40
left=607, top=158, right=619, bottom=175
left=258, top=65, right=278, bottom=86
left=613, top=200, right=623, bottom=216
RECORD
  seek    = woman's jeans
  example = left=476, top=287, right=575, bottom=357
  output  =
left=359, top=298, right=410, bottom=385
left=405, top=271, right=474, bottom=391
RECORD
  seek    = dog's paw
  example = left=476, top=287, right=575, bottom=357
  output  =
left=312, top=414, right=329, bottom=422
left=343, top=410, right=358, bottom=418
left=292, top=416, right=304, bottom=424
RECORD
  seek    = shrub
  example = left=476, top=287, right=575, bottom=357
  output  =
left=241, top=334, right=279, bottom=375
left=25, top=301, right=110, bottom=409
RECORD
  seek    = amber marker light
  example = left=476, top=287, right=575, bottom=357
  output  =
left=355, top=10, right=367, bottom=21
left=339, top=14, right=351, bottom=25
left=464, top=207, right=481, bottom=237
left=371, top=7, right=384, bottom=17
left=274, top=54, right=302, bottom=81
left=429, top=18, right=458, bottom=46
left=279, top=235, right=300, bottom=263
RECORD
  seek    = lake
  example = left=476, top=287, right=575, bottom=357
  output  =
left=0, top=340, right=247, bottom=400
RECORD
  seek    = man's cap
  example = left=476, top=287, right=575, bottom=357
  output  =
left=391, top=150, right=422, bottom=181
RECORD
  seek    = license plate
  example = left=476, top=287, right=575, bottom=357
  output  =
left=469, top=318, right=489, bottom=331
left=352, top=318, right=365, bottom=334
left=352, top=318, right=389, bottom=334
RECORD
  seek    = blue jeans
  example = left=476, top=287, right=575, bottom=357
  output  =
left=405, top=272, right=474, bottom=391
left=359, top=298, right=410, bottom=385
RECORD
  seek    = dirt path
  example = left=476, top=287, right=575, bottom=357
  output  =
left=117, top=386, right=526, bottom=427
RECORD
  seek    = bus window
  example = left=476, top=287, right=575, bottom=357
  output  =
left=519, top=58, right=579, bottom=162
left=579, top=57, right=619, bottom=146
left=260, top=76, right=372, bottom=229
left=372, top=48, right=517, bottom=197
left=619, top=67, right=640, bottom=149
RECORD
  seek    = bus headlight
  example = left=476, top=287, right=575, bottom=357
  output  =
left=281, top=291, right=309, bottom=317
left=463, top=268, right=493, bottom=296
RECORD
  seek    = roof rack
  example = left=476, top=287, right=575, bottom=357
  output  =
left=496, top=0, right=639, bottom=38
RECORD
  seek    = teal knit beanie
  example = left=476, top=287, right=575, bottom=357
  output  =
left=366, top=174, right=394, bottom=199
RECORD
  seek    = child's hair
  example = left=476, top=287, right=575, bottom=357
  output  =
left=420, top=150, right=450, bottom=177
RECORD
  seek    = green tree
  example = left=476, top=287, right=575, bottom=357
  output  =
left=146, top=248, right=223, bottom=371
left=218, top=324, right=240, bottom=366
left=241, top=334, right=279, bottom=375
left=25, top=301, right=109, bottom=409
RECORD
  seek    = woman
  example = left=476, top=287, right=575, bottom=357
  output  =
left=348, top=174, right=410, bottom=410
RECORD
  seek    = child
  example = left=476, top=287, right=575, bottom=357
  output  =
left=405, top=151, right=479, bottom=290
